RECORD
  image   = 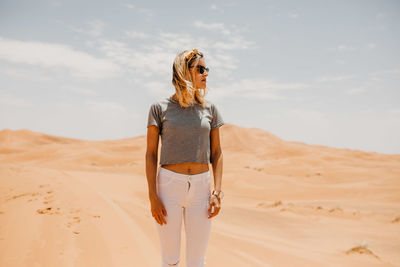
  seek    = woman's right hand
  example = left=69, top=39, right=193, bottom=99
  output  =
left=150, top=196, right=168, bottom=225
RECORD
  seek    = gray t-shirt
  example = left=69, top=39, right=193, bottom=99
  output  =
left=147, top=96, right=224, bottom=165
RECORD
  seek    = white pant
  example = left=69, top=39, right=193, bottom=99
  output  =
left=155, top=167, right=212, bottom=267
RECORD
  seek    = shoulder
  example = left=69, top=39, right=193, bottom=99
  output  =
left=203, top=99, right=216, bottom=109
left=204, top=99, right=222, bottom=114
left=148, top=101, right=161, bottom=113
left=150, top=97, right=170, bottom=109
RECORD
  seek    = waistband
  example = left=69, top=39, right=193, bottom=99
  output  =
left=159, top=167, right=210, bottom=181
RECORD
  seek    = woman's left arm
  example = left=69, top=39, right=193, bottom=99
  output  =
left=210, top=127, right=223, bottom=192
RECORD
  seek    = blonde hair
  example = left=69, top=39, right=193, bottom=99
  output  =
left=171, top=49, right=208, bottom=108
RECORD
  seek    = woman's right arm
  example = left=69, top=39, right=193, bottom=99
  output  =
left=146, top=125, right=167, bottom=225
left=145, top=125, right=160, bottom=202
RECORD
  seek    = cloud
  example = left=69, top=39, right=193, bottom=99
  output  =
left=288, top=13, right=299, bottom=19
left=0, top=65, right=53, bottom=82
left=98, top=39, right=175, bottom=77
left=387, top=108, right=400, bottom=116
left=193, top=21, right=254, bottom=51
left=345, top=87, right=366, bottom=95
left=141, top=30, right=245, bottom=78
left=91, top=23, right=255, bottom=89
left=206, top=52, right=239, bottom=79
left=0, top=91, right=32, bottom=107
left=85, top=100, right=127, bottom=115
left=211, top=78, right=308, bottom=100
left=0, top=37, right=121, bottom=79
left=326, top=44, right=357, bottom=52
left=335, top=45, right=356, bottom=52
left=211, top=4, right=219, bottom=11
left=125, top=30, right=149, bottom=39
left=65, top=86, right=97, bottom=95
left=96, top=33, right=238, bottom=83
left=143, top=80, right=169, bottom=96
left=123, top=3, right=135, bottom=9
left=0, top=37, right=120, bottom=79
left=285, top=108, right=326, bottom=121
left=154, top=32, right=207, bottom=52
left=214, top=34, right=253, bottom=50
left=370, top=68, right=400, bottom=75
left=366, top=43, right=376, bottom=50
left=136, top=7, right=155, bottom=17
left=315, top=75, right=357, bottom=83
left=71, top=19, right=105, bottom=37
left=123, top=3, right=155, bottom=17
left=194, top=21, right=231, bottom=36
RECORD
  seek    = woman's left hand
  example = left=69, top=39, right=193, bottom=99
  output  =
left=208, top=195, right=221, bottom=219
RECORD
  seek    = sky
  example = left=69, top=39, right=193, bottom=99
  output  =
left=0, top=0, right=399, bottom=154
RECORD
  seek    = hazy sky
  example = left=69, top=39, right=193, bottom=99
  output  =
left=0, top=0, right=399, bottom=154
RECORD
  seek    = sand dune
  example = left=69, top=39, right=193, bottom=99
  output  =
left=0, top=125, right=399, bottom=266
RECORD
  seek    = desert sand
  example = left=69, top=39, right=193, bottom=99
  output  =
left=0, top=125, right=399, bottom=267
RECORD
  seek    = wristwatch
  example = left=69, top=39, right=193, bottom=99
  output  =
left=212, top=190, right=224, bottom=200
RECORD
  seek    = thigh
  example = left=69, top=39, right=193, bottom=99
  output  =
left=155, top=200, right=183, bottom=251
left=183, top=177, right=212, bottom=262
left=156, top=202, right=183, bottom=266
left=155, top=170, right=185, bottom=256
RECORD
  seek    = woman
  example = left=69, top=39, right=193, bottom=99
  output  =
left=145, top=48, right=224, bottom=267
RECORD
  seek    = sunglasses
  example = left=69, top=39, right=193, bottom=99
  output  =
left=190, top=65, right=209, bottom=74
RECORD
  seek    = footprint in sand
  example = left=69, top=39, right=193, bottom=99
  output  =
left=257, top=200, right=283, bottom=208
left=67, top=218, right=81, bottom=228
left=23, top=186, right=54, bottom=202
left=36, top=207, right=61, bottom=215
left=7, top=192, right=31, bottom=201
left=28, top=192, right=42, bottom=202
left=345, top=244, right=380, bottom=259
left=390, top=216, right=400, bottom=223
left=258, top=201, right=348, bottom=217
left=66, top=213, right=83, bottom=235
left=66, top=209, right=82, bottom=228
left=6, top=191, right=42, bottom=202
left=69, top=209, right=81, bottom=214
left=43, top=195, right=54, bottom=201
left=328, top=207, right=343, bottom=213
left=243, top=166, right=264, bottom=171
left=37, top=207, right=52, bottom=214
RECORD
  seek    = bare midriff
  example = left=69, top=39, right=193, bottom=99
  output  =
left=161, top=162, right=209, bottom=175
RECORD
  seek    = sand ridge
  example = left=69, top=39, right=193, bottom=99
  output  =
left=0, top=126, right=399, bottom=266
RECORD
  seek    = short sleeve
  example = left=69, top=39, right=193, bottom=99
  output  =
left=210, top=103, right=224, bottom=130
left=147, top=103, right=162, bottom=132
